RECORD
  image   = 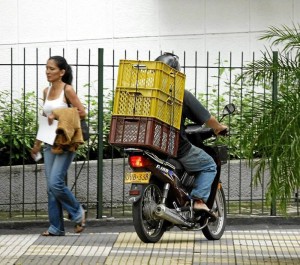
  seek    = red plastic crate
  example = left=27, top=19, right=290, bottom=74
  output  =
left=109, top=116, right=179, bottom=157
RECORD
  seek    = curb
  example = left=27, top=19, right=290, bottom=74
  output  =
left=226, top=215, right=300, bottom=226
left=0, top=217, right=133, bottom=230
left=1, top=216, right=300, bottom=230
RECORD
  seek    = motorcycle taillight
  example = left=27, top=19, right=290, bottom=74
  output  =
left=129, top=155, right=152, bottom=168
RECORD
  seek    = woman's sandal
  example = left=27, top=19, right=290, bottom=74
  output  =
left=41, top=231, right=56, bottom=236
left=74, top=208, right=86, bottom=233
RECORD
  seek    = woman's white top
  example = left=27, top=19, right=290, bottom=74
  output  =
left=43, top=86, right=68, bottom=116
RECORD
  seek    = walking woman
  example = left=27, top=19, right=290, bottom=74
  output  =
left=31, top=56, right=86, bottom=236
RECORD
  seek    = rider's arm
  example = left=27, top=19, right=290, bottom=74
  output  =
left=183, top=90, right=227, bottom=134
left=205, top=116, right=227, bottom=135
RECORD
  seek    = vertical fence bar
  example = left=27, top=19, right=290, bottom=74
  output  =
left=35, top=48, right=39, bottom=217
left=97, top=48, right=104, bottom=218
left=270, top=51, right=278, bottom=216
left=183, top=51, right=186, bottom=75
left=110, top=50, right=114, bottom=217
left=217, top=52, right=221, bottom=117
left=9, top=48, right=13, bottom=218
left=297, top=187, right=300, bottom=216
left=261, top=52, right=267, bottom=214
left=238, top=52, right=244, bottom=214
left=121, top=38, right=127, bottom=217
left=22, top=48, right=26, bottom=217
left=249, top=52, right=254, bottom=214
left=110, top=49, right=115, bottom=217
left=226, top=52, right=232, bottom=213
left=228, top=52, right=236, bottom=213
left=223, top=51, right=231, bottom=213
left=250, top=52, right=255, bottom=214
left=205, top=52, right=209, bottom=107
left=86, top=49, right=91, bottom=212
left=194, top=51, right=197, bottom=96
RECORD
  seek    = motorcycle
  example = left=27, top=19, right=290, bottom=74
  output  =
left=124, top=103, right=236, bottom=243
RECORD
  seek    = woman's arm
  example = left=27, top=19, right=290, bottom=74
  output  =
left=64, top=84, right=87, bottom=119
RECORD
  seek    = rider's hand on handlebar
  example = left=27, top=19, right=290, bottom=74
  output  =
left=205, top=116, right=228, bottom=136
left=217, top=128, right=229, bottom=136
left=214, top=125, right=228, bottom=136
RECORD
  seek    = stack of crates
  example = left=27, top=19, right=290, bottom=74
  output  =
left=109, top=60, right=186, bottom=156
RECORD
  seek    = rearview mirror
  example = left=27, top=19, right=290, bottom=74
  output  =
left=222, top=103, right=236, bottom=116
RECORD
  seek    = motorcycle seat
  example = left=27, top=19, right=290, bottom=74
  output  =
left=167, top=158, right=184, bottom=172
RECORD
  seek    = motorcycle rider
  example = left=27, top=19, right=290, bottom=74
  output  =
left=155, top=52, right=228, bottom=216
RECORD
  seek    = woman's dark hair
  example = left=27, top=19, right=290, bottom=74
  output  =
left=49, top=56, right=73, bottom=85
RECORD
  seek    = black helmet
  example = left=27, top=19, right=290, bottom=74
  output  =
left=155, top=52, right=181, bottom=71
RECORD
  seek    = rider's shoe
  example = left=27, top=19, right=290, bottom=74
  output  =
left=193, top=199, right=217, bottom=221
left=193, top=199, right=210, bottom=211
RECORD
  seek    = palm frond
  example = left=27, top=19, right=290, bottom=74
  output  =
left=259, top=23, right=300, bottom=54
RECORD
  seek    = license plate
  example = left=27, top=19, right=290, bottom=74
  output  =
left=125, top=172, right=151, bottom=184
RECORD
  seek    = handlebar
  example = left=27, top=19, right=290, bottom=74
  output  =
left=218, top=128, right=229, bottom=136
left=185, top=125, right=214, bottom=142
left=185, top=124, right=229, bottom=142
left=185, top=124, right=213, bottom=135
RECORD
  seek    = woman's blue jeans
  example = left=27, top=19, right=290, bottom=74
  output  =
left=178, top=145, right=217, bottom=202
left=43, top=144, right=83, bottom=235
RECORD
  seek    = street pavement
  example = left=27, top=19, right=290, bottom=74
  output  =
left=0, top=217, right=299, bottom=265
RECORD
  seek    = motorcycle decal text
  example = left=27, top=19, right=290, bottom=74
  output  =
left=156, top=165, right=170, bottom=175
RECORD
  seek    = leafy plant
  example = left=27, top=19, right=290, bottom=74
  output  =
left=194, top=62, right=271, bottom=160
left=0, top=89, right=37, bottom=165
left=238, top=24, right=300, bottom=213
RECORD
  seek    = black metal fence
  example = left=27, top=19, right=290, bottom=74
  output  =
left=0, top=48, right=298, bottom=221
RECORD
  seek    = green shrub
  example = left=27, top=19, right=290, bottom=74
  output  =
left=0, top=89, right=37, bottom=166
left=238, top=24, right=300, bottom=212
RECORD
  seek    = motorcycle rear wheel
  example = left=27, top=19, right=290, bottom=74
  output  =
left=201, top=185, right=227, bottom=240
left=132, top=183, right=166, bottom=243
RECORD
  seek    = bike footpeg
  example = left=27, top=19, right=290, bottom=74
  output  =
left=194, top=209, right=216, bottom=222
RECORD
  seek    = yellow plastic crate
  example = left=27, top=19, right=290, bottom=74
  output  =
left=117, top=60, right=185, bottom=102
left=112, top=87, right=182, bottom=129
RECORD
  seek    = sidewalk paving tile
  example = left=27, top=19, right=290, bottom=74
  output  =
left=0, top=229, right=299, bottom=264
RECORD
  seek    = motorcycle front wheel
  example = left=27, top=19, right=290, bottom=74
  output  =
left=201, top=184, right=227, bottom=240
left=132, top=183, right=166, bottom=243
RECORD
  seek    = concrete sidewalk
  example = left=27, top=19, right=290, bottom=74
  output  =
left=1, top=217, right=300, bottom=265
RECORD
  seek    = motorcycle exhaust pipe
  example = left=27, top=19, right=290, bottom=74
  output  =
left=155, top=204, right=193, bottom=228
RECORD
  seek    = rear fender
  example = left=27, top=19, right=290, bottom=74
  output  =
left=128, top=184, right=145, bottom=203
